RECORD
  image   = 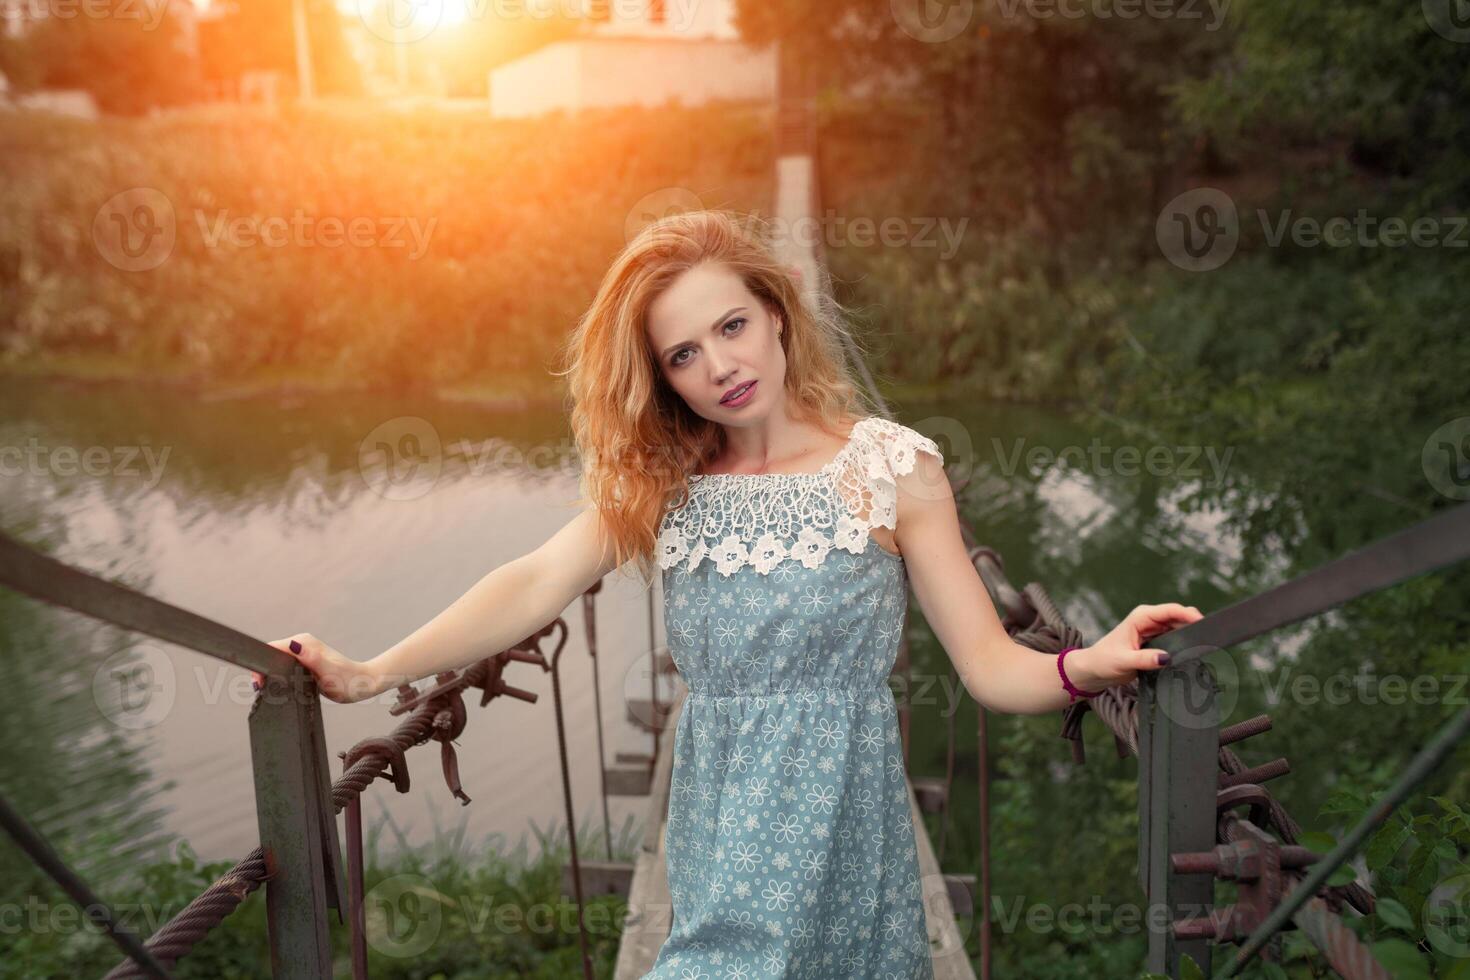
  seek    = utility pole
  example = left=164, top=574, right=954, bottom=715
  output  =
left=291, top=0, right=316, bottom=100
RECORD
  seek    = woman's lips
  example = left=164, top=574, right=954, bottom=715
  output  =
left=721, top=380, right=757, bottom=407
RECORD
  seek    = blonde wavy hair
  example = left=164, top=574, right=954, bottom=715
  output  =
left=552, top=209, right=881, bottom=586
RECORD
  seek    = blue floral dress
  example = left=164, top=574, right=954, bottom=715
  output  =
left=643, top=415, right=944, bottom=979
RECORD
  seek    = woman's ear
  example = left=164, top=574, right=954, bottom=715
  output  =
left=787, top=263, right=803, bottom=286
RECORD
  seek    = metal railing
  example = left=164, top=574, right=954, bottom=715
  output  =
left=0, top=528, right=573, bottom=978
left=6, top=498, right=1465, bottom=979
left=960, top=501, right=1470, bottom=978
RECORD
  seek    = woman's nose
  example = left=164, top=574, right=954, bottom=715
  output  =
left=708, top=355, right=735, bottom=385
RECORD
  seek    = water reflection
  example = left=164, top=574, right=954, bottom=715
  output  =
left=0, top=377, right=654, bottom=882
left=0, top=380, right=1263, bottom=895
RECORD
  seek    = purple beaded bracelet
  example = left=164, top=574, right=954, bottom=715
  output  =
left=1057, top=646, right=1103, bottom=703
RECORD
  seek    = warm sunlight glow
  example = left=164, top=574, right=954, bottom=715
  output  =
left=353, top=0, right=476, bottom=36
left=424, top=0, right=472, bottom=29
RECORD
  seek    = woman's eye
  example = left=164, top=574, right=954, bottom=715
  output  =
left=669, top=319, right=746, bottom=368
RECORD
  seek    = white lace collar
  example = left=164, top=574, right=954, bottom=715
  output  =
left=656, top=416, right=944, bottom=577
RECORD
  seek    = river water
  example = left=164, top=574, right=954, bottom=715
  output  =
left=0, top=377, right=1263, bottom=894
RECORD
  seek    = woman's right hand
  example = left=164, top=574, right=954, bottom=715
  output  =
left=250, top=633, right=384, bottom=705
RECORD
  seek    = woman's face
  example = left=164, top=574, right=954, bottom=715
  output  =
left=645, top=261, right=785, bottom=424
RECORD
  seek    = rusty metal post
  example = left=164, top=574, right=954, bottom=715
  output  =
left=976, top=706, right=991, bottom=980
left=1137, top=659, right=1220, bottom=976
left=582, top=582, right=614, bottom=861
left=549, top=642, right=596, bottom=980
left=345, top=794, right=367, bottom=979
left=248, top=664, right=343, bottom=978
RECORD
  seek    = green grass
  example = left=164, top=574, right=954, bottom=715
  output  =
left=2, top=803, right=644, bottom=979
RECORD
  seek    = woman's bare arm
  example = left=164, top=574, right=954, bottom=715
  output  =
left=896, top=451, right=1201, bottom=714
left=257, top=505, right=625, bottom=704
left=365, top=505, right=623, bottom=692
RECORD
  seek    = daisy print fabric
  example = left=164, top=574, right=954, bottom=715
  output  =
left=642, top=417, right=944, bottom=979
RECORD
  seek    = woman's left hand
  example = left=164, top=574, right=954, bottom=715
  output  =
left=1074, top=603, right=1204, bottom=690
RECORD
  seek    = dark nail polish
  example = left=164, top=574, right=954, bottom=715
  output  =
left=289, top=640, right=302, bottom=654
left=252, top=679, right=261, bottom=692
left=1157, top=652, right=1171, bottom=666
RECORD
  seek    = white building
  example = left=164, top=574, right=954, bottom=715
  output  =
left=488, top=0, right=776, bottom=119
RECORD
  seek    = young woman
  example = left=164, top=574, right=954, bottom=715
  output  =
left=254, top=210, right=1202, bottom=978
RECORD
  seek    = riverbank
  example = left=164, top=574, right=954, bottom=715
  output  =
left=0, top=358, right=569, bottom=412
left=0, top=103, right=774, bottom=396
